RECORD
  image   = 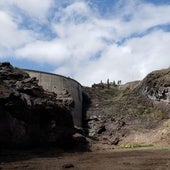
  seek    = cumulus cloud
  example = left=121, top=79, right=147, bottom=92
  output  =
left=1, top=0, right=170, bottom=86
left=0, top=10, right=33, bottom=57
left=15, top=40, right=70, bottom=65
left=0, top=0, right=52, bottom=57
left=0, top=0, right=52, bottom=19
left=75, top=30, right=170, bottom=85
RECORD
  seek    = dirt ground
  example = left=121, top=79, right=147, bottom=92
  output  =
left=0, top=147, right=170, bottom=170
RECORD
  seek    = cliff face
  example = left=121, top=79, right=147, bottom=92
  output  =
left=137, top=68, right=170, bottom=102
left=0, top=62, right=75, bottom=148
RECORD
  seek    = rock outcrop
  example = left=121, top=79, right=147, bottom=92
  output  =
left=137, top=68, right=170, bottom=102
left=0, top=62, right=75, bottom=148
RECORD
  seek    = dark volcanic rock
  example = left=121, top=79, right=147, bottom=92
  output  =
left=0, top=62, right=75, bottom=148
left=62, top=163, right=74, bottom=169
left=137, top=68, right=170, bottom=102
left=97, top=125, right=106, bottom=134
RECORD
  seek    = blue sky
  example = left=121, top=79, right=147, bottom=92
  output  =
left=0, top=0, right=170, bottom=86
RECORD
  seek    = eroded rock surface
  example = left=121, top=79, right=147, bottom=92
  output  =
left=137, top=68, right=170, bottom=102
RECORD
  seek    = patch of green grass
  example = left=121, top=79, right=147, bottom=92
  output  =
left=121, top=144, right=154, bottom=149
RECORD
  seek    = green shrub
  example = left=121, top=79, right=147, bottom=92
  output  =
left=121, top=144, right=154, bottom=149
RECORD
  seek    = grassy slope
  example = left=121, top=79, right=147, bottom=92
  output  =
left=83, top=80, right=170, bottom=147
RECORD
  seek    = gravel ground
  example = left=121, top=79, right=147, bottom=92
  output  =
left=0, top=147, right=170, bottom=170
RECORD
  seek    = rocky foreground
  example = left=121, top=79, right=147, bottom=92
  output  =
left=1, top=149, right=170, bottom=170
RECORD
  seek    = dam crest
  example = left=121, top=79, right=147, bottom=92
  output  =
left=24, top=69, right=83, bottom=127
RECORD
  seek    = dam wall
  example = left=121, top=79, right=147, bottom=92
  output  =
left=24, top=69, right=82, bottom=127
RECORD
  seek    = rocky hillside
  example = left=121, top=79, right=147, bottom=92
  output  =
left=0, top=62, right=76, bottom=148
left=83, top=69, right=170, bottom=149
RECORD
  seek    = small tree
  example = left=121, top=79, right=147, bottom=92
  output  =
left=107, top=78, right=110, bottom=89
left=117, top=80, right=121, bottom=85
left=112, top=80, right=116, bottom=86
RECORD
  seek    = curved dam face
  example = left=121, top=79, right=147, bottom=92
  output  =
left=24, top=69, right=82, bottom=127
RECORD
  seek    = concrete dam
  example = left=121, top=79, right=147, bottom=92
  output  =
left=24, top=69, right=83, bottom=127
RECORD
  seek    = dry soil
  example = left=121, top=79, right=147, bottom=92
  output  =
left=0, top=147, right=170, bottom=170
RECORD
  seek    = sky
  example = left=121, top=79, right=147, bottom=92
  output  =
left=0, top=0, right=170, bottom=86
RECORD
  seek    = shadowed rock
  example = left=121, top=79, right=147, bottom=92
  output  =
left=0, top=62, right=75, bottom=148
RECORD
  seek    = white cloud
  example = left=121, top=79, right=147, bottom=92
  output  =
left=0, top=10, right=33, bottom=56
left=1, top=0, right=170, bottom=86
left=0, top=0, right=52, bottom=57
left=0, top=0, right=53, bottom=19
left=124, top=30, right=170, bottom=76
left=15, top=40, right=70, bottom=64
left=64, top=1, right=91, bottom=16
left=72, top=30, right=170, bottom=85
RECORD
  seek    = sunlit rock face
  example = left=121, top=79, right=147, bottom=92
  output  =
left=137, top=68, right=170, bottom=103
